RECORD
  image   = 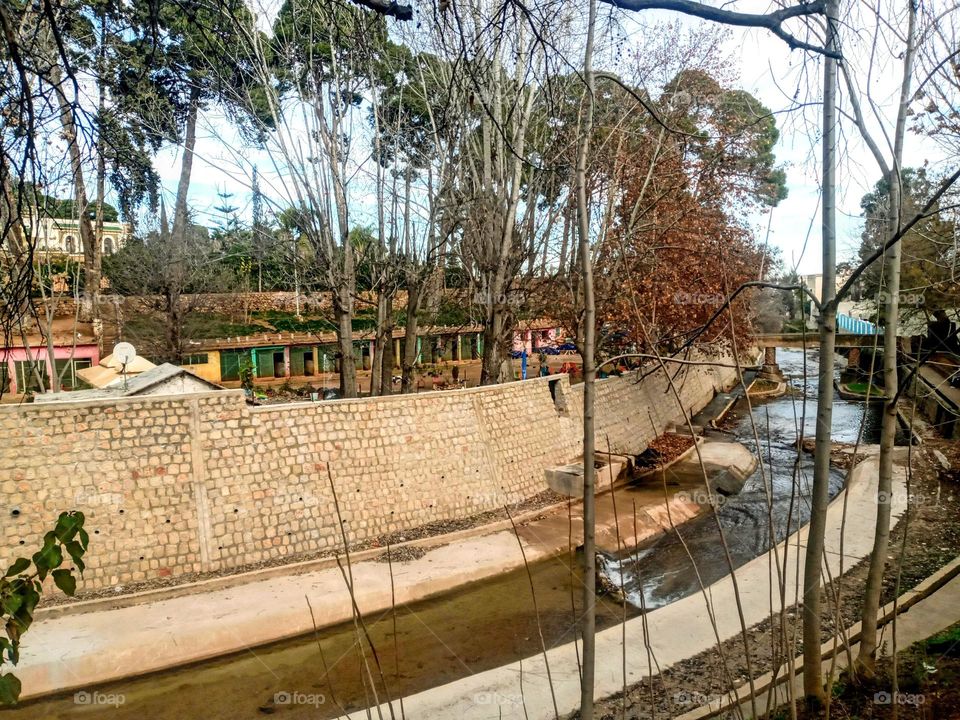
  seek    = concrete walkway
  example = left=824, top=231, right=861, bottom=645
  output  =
left=15, top=458, right=714, bottom=700
left=680, top=555, right=960, bottom=720
left=354, top=448, right=908, bottom=720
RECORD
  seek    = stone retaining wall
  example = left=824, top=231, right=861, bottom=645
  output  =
left=0, top=353, right=738, bottom=592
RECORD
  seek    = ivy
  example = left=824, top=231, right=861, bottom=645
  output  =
left=0, top=512, right=88, bottom=706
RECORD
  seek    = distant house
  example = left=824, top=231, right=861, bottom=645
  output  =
left=28, top=214, right=130, bottom=258
left=0, top=328, right=100, bottom=396
left=177, top=318, right=564, bottom=386
left=33, top=363, right=223, bottom=403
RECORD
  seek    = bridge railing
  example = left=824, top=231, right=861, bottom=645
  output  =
left=837, top=313, right=880, bottom=335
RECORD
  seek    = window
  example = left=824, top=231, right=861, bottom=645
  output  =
left=220, top=350, right=248, bottom=382
left=64, top=235, right=76, bottom=254
left=104, top=237, right=114, bottom=254
left=182, top=353, right=209, bottom=366
left=54, top=358, right=92, bottom=390
left=14, top=360, right=48, bottom=393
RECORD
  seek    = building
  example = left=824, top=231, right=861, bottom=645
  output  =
left=0, top=324, right=100, bottom=396
left=177, top=319, right=564, bottom=386
left=30, top=214, right=130, bottom=258
left=33, top=363, right=223, bottom=403
left=801, top=270, right=858, bottom=327
left=76, top=352, right=159, bottom=389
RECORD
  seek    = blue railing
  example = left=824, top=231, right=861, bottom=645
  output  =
left=837, top=313, right=880, bottom=334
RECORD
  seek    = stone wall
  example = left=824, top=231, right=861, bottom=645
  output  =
left=0, top=354, right=738, bottom=592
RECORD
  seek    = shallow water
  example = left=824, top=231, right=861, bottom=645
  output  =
left=600, top=347, right=886, bottom=610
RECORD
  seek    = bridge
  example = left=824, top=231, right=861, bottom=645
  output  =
left=753, top=326, right=884, bottom=379
left=755, top=312, right=881, bottom=349
left=754, top=332, right=883, bottom=349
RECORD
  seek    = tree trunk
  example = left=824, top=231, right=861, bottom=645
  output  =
left=380, top=297, right=394, bottom=397
left=856, top=0, right=916, bottom=676
left=370, top=288, right=394, bottom=397
left=802, top=0, right=839, bottom=705
left=50, top=66, right=98, bottom=327
left=165, top=287, right=182, bottom=363
left=172, top=90, right=200, bottom=246
left=91, top=7, right=107, bottom=353
left=479, top=304, right=508, bottom=385
left=334, top=290, right=357, bottom=398
left=577, top=1, right=599, bottom=717
left=401, top=284, right=421, bottom=393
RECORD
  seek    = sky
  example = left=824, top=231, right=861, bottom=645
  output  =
left=146, top=0, right=952, bottom=277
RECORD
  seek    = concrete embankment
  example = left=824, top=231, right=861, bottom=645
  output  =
left=1, top=352, right=738, bottom=596
left=15, top=472, right=715, bottom=699
left=10, top=352, right=744, bottom=699
left=366, top=447, right=907, bottom=720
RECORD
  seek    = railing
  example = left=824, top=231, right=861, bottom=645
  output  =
left=837, top=313, right=880, bottom=334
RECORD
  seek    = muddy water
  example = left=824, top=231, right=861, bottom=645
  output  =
left=6, top=552, right=630, bottom=720
left=601, top=347, right=888, bottom=610
left=6, top=348, right=882, bottom=720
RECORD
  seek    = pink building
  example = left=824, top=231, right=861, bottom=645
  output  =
left=2, top=343, right=100, bottom=395
left=512, top=327, right=559, bottom=355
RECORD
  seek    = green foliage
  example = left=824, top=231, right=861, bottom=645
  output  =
left=856, top=167, right=958, bottom=312
left=1, top=512, right=88, bottom=706
left=239, top=363, right=255, bottom=393
left=926, top=623, right=960, bottom=657
left=663, top=69, right=788, bottom=207
left=272, top=0, right=388, bottom=100
left=845, top=382, right=885, bottom=396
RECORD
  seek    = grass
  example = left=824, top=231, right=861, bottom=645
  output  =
left=844, top=381, right=886, bottom=397
left=926, top=624, right=960, bottom=657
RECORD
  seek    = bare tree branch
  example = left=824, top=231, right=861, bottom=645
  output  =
left=349, top=0, right=413, bottom=21
left=599, top=0, right=839, bottom=58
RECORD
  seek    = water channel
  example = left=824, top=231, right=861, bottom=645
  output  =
left=6, top=349, right=893, bottom=719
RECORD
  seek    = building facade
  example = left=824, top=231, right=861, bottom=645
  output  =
left=178, top=321, right=565, bottom=386
left=1, top=344, right=100, bottom=395
left=31, top=215, right=130, bottom=257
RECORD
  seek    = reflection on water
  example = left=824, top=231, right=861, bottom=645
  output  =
left=602, top=348, right=879, bottom=611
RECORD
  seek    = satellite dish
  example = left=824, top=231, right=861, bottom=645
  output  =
left=113, top=342, right=137, bottom=367
left=113, top=342, right=137, bottom=392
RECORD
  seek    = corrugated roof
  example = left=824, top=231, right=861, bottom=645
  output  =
left=186, top=319, right=562, bottom=352
left=33, top=363, right=222, bottom=403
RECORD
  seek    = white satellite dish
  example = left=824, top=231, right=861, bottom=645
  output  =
left=113, top=342, right=137, bottom=366
left=113, top=342, right=137, bottom=390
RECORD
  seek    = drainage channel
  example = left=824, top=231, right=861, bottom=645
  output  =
left=5, top=348, right=882, bottom=720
